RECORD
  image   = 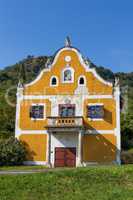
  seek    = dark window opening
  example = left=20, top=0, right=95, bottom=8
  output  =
left=30, top=105, right=44, bottom=119
left=59, top=104, right=75, bottom=117
left=51, top=77, right=57, bottom=85
left=79, top=77, right=85, bottom=85
left=87, top=105, right=104, bottom=119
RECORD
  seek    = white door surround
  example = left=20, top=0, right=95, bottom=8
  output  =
left=48, top=131, right=82, bottom=167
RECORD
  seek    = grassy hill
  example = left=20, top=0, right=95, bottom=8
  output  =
left=0, top=55, right=133, bottom=149
left=0, top=166, right=133, bottom=200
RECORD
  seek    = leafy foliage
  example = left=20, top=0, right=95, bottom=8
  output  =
left=0, top=137, right=27, bottom=166
left=121, top=150, right=133, bottom=164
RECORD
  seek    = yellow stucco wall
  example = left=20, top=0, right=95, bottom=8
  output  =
left=19, top=134, right=47, bottom=161
left=83, top=134, right=116, bottom=163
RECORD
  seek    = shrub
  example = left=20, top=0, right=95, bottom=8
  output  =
left=121, top=150, right=133, bottom=164
left=0, top=136, right=27, bottom=166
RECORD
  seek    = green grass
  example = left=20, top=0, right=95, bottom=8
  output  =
left=0, top=165, right=133, bottom=200
left=0, top=165, right=48, bottom=171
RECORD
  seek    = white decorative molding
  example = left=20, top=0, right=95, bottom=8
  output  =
left=22, top=94, right=113, bottom=100
left=50, top=132, right=79, bottom=167
left=65, top=55, right=71, bottom=62
left=87, top=95, right=113, bottom=99
left=82, top=162, right=98, bottom=166
left=15, top=86, right=23, bottom=139
left=88, top=118, right=104, bottom=121
left=89, top=68, right=112, bottom=86
left=114, top=85, right=121, bottom=165
left=20, top=130, right=48, bottom=134
left=85, top=130, right=115, bottom=134
left=24, top=68, right=50, bottom=87
left=77, top=130, right=82, bottom=166
left=88, top=103, right=104, bottom=106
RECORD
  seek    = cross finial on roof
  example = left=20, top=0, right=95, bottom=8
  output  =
left=65, top=36, right=71, bottom=47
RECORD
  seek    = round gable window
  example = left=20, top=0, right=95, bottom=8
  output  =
left=65, top=56, right=71, bottom=62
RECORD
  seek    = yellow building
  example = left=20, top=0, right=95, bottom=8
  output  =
left=15, top=38, right=121, bottom=167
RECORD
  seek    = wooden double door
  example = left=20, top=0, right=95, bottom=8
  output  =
left=55, top=147, right=76, bottom=167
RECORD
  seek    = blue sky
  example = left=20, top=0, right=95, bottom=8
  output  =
left=0, top=0, right=133, bottom=72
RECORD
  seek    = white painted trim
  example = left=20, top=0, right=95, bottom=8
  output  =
left=88, top=103, right=104, bottom=106
left=61, top=66, right=74, bottom=83
left=50, top=132, right=79, bottom=167
left=77, top=130, right=82, bottom=166
left=20, top=130, right=48, bottom=134
left=87, top=95, right=113, bottom=99
left=32, top=103, right=45, bottom=106
left=24, top=68, right=50, bottom=87
left=23, top=161, right=48, bottom=165
left=78, top=75, right=86, bottom=86
left=82, top=162, right=98, bottom=166
left=15, top=88, right=23, bottom=138
left=30, top=118, right=46, bottom=121
left=18, top=129, right=115, bottom=136
left=114, top=86, right=121, bottom=165
left=47, top=132, right=50, bottom=166
left=22, top=94, right=113, bottom=100
left=88, top=118, right=104, bottom=121
left=24, top=47, right=112, bottom=88
left=50, top=76, right=59, bottom=87
left=30, top=103, right=46, bottom=120
left=89, top=68, right=112, bottom=86
left=85, top=130, right=115, bottom=134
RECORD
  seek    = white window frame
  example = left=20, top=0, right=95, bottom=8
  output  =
left=78, top=75, right=86, bottom=86
left=62, top=67, right=74, bottom=83
left=87, top=103, right=104, bottom=121
left=30, top=103, right=46, bottom=120
left=50, top=76, right=58, bottom=87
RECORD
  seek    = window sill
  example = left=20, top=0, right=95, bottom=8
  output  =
left=62, top=81, right=74, bottom=83
left=50, top=85, right=58, bottom=87
left=30, top=118, right=46, bottom=121
left=88, top=118, right=104, bottom=121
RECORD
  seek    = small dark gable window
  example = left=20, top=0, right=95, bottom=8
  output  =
left=79, top=77, right=85, bottom=85
left=87, top=105, right=104, bottom=119
left=30, top=105, right=44, bottom=119
left=51, top=77, right=57, bottom=86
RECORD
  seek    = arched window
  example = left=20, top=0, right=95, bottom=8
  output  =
left=78, top=76, right=86, bottom=86
left=50, top=76, right=58, bottom=86
left=62, top=67, right=74, bottom=83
